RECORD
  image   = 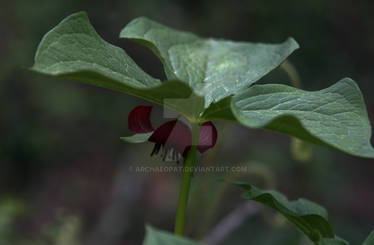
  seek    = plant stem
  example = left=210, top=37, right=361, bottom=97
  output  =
left=174, top=122, right=200, bottom=236
left=280, top=60, right=302, bottom=88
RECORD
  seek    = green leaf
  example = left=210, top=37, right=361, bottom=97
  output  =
left=233, top=181, right=344, bottom=244
left=120, top=133, right=152, bottom=143
left=320, top=238, right=349, bottom=245
left=33, top=12, right=158, bottom=89
left=143, top=225, right=200, bottom=245
left=363, top=230, right=374, bottom=245
left=119, top=17, right=199, bottom=81
left=120, top=17, right=299, bottom=107
left=31, top=12, right=204, bottom=119
left=204, top=78, right=374, bottom=158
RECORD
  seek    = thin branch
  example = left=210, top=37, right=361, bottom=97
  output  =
left=202, top=201, right=260, bottom=245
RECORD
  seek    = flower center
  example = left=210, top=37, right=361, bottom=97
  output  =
left=151, top=143, right=183, bottom=163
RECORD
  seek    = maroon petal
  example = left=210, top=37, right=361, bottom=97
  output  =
left=149, top=120, right=192, bottom=156
left=128, top=105, right=154, bottom=133
left=148, top=120, right=176, bottom=144
left=197, top=121, right=218, bottom=153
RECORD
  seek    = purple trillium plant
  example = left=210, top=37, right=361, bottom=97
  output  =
left=128, top=105, right=217, bottom=162
left=31, top=12, right=374, bottom=245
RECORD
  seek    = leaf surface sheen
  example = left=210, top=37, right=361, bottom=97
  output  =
left=121, top=17, right=299, bottom=107
left=204, top=78, right=374, bottom=158
left=32, top=12, right=204, bottom=119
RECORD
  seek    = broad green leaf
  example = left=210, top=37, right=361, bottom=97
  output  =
left=363, top=230, right=374, bottom=245
left=143, top=225, right=200, bottom=245
left=33, top=12, right=158, bottom=89
left=233, top=181, right=343, bottom=244
left=120, top=17, right=299, bottom=107
left=120, top=133, right=152, bottom=143
left=31, top=12, right=204, bottom=119
left=204, top=78, right=374, bottom=158
left=119, top=17, right=199, bottom=81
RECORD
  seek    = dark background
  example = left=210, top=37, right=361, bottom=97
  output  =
left=1, top=0, right=374, bottom=244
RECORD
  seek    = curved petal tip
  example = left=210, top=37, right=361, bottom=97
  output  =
left=128, top=105, right=154, bottom=133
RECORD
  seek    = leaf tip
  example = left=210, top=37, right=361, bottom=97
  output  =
left=119, top=16, right=155, bottom=39
left=55, top=11, right=90, bottom=27
left=287, top=37, right=300, bottom=50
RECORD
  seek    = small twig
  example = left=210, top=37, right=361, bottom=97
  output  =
left=84, top=150, right=145, bottom=245
left=202, top=201, right=260, bottom=245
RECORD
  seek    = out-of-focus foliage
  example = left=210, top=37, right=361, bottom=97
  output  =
left=0, top=198, right=26, bottom=244
left=290, top=138, right=313, bottom=163
left=1, top=0, right=374, bottom=244
left=363, top=230, right=374, bottom=245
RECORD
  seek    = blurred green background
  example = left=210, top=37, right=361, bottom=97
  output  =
left=1, top=0, right=374, bottom=244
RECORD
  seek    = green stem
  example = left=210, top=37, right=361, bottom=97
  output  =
left=174, top=122, right=200, bottom=236
left=281, top=60, right=302, bottom=88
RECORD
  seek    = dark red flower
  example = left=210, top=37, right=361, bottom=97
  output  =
left=128, top=105, right=154, bottom=133
left=128, top=105, right=218, bottom=162
left=149, top=120, right=192, bottom=162
left=198, top=121, right=218, bottom=153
